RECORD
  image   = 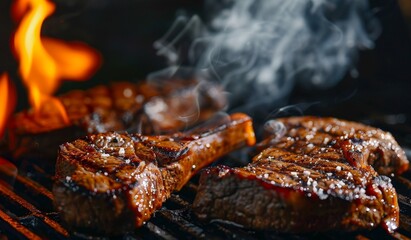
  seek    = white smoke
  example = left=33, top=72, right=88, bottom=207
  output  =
left=154, top=0, right=380, bottom=110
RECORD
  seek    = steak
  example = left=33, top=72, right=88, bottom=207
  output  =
left=53, top=113, right=255, bottom=235
left=193, top=116, right=409, bottom=233
left=7, top=79, right=226, bottom=161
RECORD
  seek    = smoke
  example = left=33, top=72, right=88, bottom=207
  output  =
left=154, top=0, right=380, bottom=112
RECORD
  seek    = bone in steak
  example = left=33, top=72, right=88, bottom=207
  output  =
left=7, top=79, right=226, bottom=161
left=53, top=113, right=255, bottom=235
left=193, top=116, right=409, bottom=233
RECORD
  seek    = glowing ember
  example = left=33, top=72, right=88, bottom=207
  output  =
left=0, top=73, right=16, bottom=139
left=12, top=0, right=100, bottom=123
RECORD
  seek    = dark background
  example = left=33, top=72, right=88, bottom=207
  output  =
left=0, top=0, right=410, bottom=138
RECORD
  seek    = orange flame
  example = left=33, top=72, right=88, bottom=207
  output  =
left=12, top=0, right=100, bottom=123
left=0, top=73, right=17, bottom=139
left=11, top=0, right=31, bottom=22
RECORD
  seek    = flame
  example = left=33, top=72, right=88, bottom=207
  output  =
left=12, top=0, right=100, bottom=123
left=11, top=0, right=31, bottom=22
left=0, top=73, right=17, bottom=139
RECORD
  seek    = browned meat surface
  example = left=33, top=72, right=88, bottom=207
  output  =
left=7, top=79, right=226, bottom=161
left=193, top=116, right=409, bottom=233
left=53, top=113, right=255, bottom=235
left=260, top=116, right=409, bottom=175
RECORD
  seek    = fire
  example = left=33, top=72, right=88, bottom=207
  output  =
left=12, top=0, right=100, bottom=123
left=0, top=73, right=17, bottom=139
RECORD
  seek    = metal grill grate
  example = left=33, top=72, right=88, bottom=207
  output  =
left=0, top=155, right=411, bottom=239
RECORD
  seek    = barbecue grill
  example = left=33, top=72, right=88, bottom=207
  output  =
left=0, top=121, right=411, bottom=239
left=1, top=0, right=411, bottom=239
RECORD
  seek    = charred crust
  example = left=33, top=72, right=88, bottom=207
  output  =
left=194, top=116, right=407, bottom=233
left=54, top=113, right=255, bottom=235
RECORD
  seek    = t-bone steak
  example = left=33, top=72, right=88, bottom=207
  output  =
left=53, top=113, right=255, bottom=235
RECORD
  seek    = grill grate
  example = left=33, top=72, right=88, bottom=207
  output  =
left=1, top=120, right=411, bottom=239
left=0, top=157, right=411, bottom=239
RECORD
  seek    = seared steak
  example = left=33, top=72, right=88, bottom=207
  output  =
left=8, top=79, right=226, bottom=161
left=260, top=116, right=409, bottom=175
left=53, top=113, right=255, bottom=235
left=193, top=116, right=409, bottom=233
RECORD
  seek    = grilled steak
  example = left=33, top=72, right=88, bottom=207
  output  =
left=8, top=79, right=226, bottom=161
left=193, top=116, right=409, bottom=233
left=53, top=113, right=255, bottom=235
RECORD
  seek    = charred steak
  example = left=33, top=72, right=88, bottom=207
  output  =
left=53, top=113, right=255, bottom=235
left=8, top=79, right=226, bottom=161
left=193, top=116, right=409, bottom=233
